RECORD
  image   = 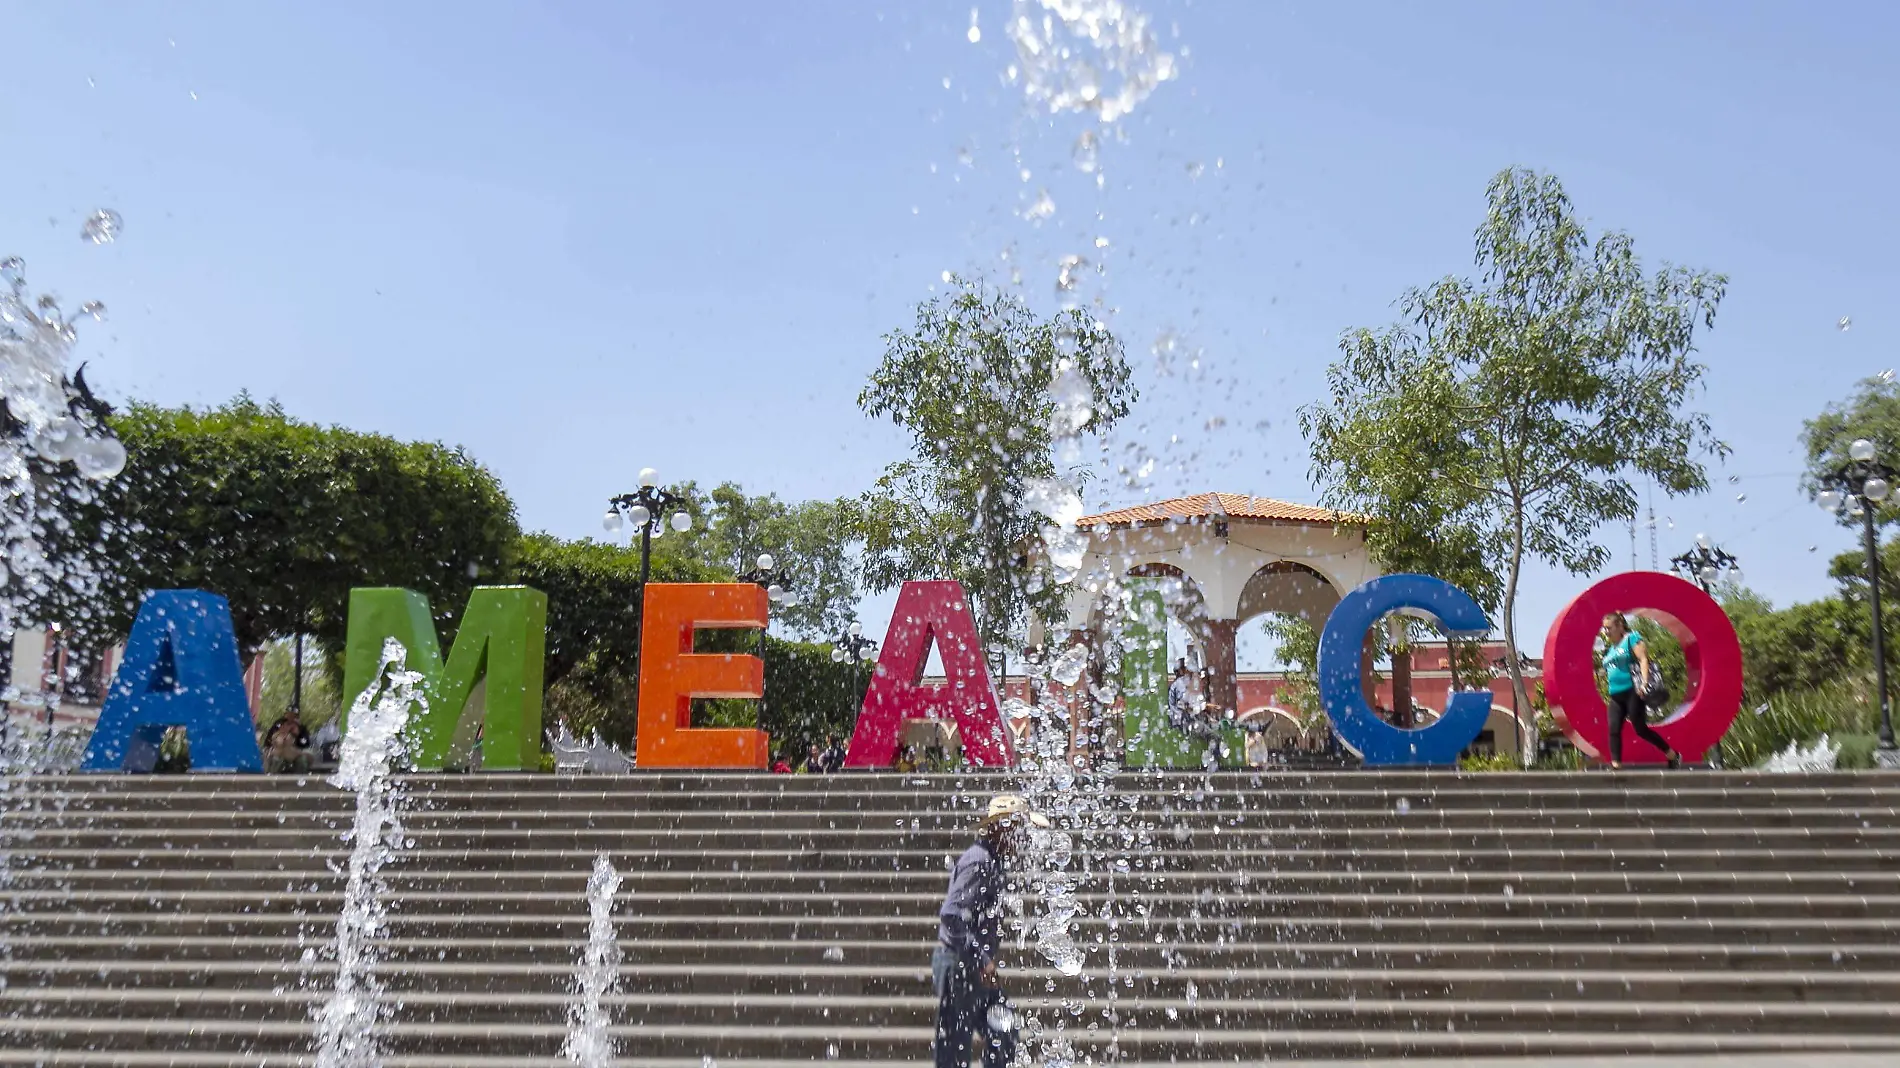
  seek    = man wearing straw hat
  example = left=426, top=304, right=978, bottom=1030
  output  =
left=933, top=794, right=1050, bottom=1068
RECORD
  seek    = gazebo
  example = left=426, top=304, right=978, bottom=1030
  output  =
left=1043, top=492, right=1381, bottom=720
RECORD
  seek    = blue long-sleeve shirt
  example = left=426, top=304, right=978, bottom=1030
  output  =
left=937, top=839, right=1003, bottom=964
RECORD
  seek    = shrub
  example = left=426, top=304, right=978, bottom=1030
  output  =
left=1531, top=747, right=1586, bottom=771
left=1836, top=733, right=1879, bottom=770
left=1718, top=680, right=1877, bottom=769
left=1458, top=752, right=1521, bottom=772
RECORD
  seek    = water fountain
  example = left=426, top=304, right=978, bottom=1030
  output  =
left=563, top=853, right=625, bottom=1067
left=313, top=638, right=422, bottom=1068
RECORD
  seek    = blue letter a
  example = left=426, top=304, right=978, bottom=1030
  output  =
left=81, top=590, right=263, bottom=773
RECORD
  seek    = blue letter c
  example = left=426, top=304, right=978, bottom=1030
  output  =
left=1317, top=574, right=1493, bottom=766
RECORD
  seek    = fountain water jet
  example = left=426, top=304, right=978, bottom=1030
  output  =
left=563, top=852, right=625, bottom=1066
left=313, top=638, right=422, bottom=1068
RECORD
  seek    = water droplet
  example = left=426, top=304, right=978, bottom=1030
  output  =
left=967, top=8, right=981, bottom=43
left=80, top=209, right=122, bottom=245
left=1048, top=644, right=1089, bottom=687
left=822, top=945, right=845, bottom=962
left=1047, top=362, right=1094, bottom=435
left=1839, top=317, right=1852, bottom=331
left=1736, top=492, right=1747, bottom=502
left=1023, top=190, right=1056, bottom=223
left=1502, top=884, right=1515, bottom=898
left=1050, top=944, right=1085, bottom=976
left=1006, top=0, right=1176, bottom=123
left=74, top=436, right=127, bottom=481
left=1055, top=253, right=1089, bottom=292
left=1393, top=798, right=1411, bottom=815
left=1072, top=130, right=1099, bottom=173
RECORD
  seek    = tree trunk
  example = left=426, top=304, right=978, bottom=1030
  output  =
left=1389, top=617, right=1413, bottom=727
left=1502, top=505, right=1533, bottom=763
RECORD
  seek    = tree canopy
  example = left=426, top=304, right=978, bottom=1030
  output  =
left=1300, top=168, right=1728, bottom=717
left=642, top=481, right=861, bottom=641
left=1722, top=583, right=1860, bottom=701
left=857, top=276, right=1135, bottom=665
left=51, top=395, right=519, bottom=658
left=1803, top=372, right=1900, bottom=529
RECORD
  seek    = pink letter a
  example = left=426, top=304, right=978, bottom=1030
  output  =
left=843, top=580, right=1013, bottom=768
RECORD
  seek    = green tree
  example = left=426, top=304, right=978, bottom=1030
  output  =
left=659, top=482, right=861, bottom=641
left=1722, top=584, right=1860, bottom=701
left=49, top=395, right=519, bottom=659
left=1258, top=614, right=1325, bottom=734
left=1299, top=168, right=1729, bottom=718
left=253, top=637, right=342, bottom=730
left=857, top=277, right=1135, bottom=668
left=700, top=637, right=868, bottom=762
left=1803, top=373, right=1900, bottom=528
left=511, top=532, right=722, bottom=746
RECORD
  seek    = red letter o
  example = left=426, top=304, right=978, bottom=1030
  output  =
left=1542, top=571, right=1743, bottom=765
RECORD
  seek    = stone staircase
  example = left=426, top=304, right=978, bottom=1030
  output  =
left=3, top=770, right=1900, bottom=1066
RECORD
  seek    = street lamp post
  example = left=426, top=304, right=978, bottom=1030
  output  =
left=1670, top=535, right=1743, bottom=593
left=1667, top=536, right=1744, bottom=768
left=603, top=467, right=695, bottom=618
left=739, top=553, right=796, bottom=733
left=1817, top=438, right=1898, bottom=765
left=738, top=553, right=791, bottom=655
left=831, top=621, right=878, bottom=723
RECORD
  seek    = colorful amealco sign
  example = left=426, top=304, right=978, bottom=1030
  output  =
left=76, top=572, right=1744, bottom=772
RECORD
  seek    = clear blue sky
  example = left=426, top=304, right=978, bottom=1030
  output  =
left=5, top=1, right=1893, bottom=663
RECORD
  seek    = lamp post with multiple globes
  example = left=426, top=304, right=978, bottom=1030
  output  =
left=1670, top=534, right=1743, bottom=594
left=832, top=622, right=879, bottom=722
left=602, top=467, right=695, bottom=620
left=1816, top=438, right=1897, bottom=764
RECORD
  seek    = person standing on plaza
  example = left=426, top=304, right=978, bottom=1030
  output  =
left=262, top=709, right=312, bottom=774
left=1166, top=662, right=1193, bottom=731
left=1600, top=613, right=1681, bottom=770
left=933, top=795, right=1048, bottom=1068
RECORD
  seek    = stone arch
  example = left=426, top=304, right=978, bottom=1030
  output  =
left=1227, top=560, right=1355, bottom=722
left=1235, top=705, right=1307, bottom=748
left=1236, top=560, right=1343, bottom=628
left=1401, top=702, right=1527, bottom=758
left=1121, top=563, right=1212, bottom=653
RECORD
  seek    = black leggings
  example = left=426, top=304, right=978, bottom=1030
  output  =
left=1607, top=688, right=1670, bottom=764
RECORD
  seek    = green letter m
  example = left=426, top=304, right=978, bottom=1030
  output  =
left=343, top=586, right=548, bottom=771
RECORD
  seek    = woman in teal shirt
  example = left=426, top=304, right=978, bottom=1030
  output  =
left=1600, top=614, right=1681, bottom=769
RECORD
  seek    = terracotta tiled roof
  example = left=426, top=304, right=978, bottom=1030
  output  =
left=1075, top=492, right=1366, bottom=530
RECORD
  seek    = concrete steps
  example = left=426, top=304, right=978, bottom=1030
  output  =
left=3, top=770, right=1900, bottom=1063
